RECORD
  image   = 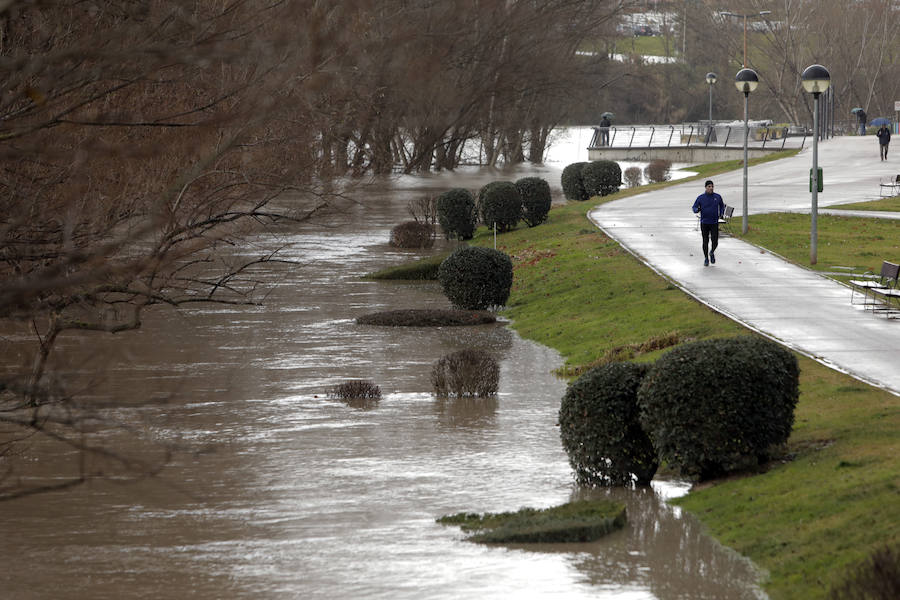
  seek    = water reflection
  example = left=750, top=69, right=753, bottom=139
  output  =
left=560, top=486, right=767, bottom=600
left=0, top=162, right=765, bottom=600
left=433, top=396, right=500, bottom=428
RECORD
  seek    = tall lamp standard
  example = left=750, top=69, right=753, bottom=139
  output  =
left=722, top=10, right=772, bottom=67
left=735, top=68, right=759, bottom=235
left=706, top=72, right=717, bottom=122
left=801, top=64, right=831, bottom=265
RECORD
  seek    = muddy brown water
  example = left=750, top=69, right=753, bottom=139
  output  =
left=0, top=163, right=767, bottom=599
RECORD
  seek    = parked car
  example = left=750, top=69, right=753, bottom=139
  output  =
left=633, top=25, right=656, bottom=36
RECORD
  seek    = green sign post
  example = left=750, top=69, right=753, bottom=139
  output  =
left=809, top=167, right=823, bottom=193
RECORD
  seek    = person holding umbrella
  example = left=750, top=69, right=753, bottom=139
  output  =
left=874, top=118, right=892, bottom=160
left=599, top=112, right=613, bottom=146
left=852, top=108, right=867, bottom=135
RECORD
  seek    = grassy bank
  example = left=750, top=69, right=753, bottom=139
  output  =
left=458, top=168, right=899, bottom=598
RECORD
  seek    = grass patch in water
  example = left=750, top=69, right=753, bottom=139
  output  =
left=356, top=309, right=495, bottom=327
left=364, top=252, right=448, bottom=280
left=438, top=499, right=626, bottom=544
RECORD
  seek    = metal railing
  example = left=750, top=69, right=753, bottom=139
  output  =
left=589, top=124, right=808, bottom=151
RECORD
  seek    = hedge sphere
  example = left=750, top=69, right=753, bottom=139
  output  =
left=581, top=160, right=622, bottom=197
left=515, top=176, right=552, bottom=227
left=561, top=162, right=589, bottom=201
left=477, top=181, right=521, bottom=233
left=559, top=362, right=657, bottom=486
left=637, top=336, right=800, bottom=480
left=436, top=188, right=477, bottom=240
left=438, top=246, right=513, bottom=310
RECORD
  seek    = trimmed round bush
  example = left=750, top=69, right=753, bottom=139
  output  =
left=581, top=160, right=622, bottom=197
left=477, top=181, right=521, bottom=232
left=561, top=162, right=589, bottom=201
left=559, top=362, right=657, bottom=486
left=431, top=349, right=499, bottom=397
left=644, top=159, right=672, bottom=183
left=623, top=166, right=642, bottom=188
left=637, top=336, right=800, bottom=480
left=438, top=246, right=513, bottom=310
left=389, top=220, right=435, bottom=248
left=515, top=176, right=551, bottom=227
left=436, top=188, right=478, bottom=240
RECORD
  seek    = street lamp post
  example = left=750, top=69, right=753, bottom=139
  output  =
left=706, top=72, right=717, bottom=122
left=722, top=10, right=772, bottom=67
left=802, top=64, right=831, bottom=265
left=735, top=68, right=759, bottom=235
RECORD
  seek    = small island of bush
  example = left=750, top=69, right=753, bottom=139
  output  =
left=356, top=309, right=497, bottom=327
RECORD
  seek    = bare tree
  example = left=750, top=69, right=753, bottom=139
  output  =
left=690, top=0, right=900, bottom=128
left=0, top=0, right=366, bottom=500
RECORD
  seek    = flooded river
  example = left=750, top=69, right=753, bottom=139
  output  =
left=0, top=134, right=765, bottom=599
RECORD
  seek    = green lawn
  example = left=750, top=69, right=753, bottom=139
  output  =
left=737, top=211, right=900, bottom=283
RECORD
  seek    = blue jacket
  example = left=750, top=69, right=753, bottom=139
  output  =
left=692, top=192, right=725, bottom=224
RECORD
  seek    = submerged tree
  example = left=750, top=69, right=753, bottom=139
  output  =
left=0, top=0, right=367, bottom=500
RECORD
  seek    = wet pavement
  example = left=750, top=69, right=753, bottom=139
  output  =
left=589, top=135, right=900, bottom=396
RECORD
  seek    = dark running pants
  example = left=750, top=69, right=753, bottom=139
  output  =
left=881, top=143, right=889, bottom=159
left=700, top=223, right=719, bottom=259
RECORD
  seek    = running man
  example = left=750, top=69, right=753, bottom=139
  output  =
left=692, top=180, right=726, bottom=267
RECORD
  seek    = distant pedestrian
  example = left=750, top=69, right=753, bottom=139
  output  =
left=692, top=180, right=726, bottom=267
left=857, top=110, right=867, bottom=136
left=599, top=115, right=611, bottom=146
left=877, top=123, right=891, bottom=160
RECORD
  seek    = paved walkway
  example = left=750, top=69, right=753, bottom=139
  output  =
left=588, top=135, right=900, bottom=396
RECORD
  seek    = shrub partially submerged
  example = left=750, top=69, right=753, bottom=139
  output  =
left=438, top=499, right=626, bottom=543
left=623, top=166, right=642, bottom=188
left=431, top=349, right=499, bottom=397
left=389, top=221, right=435, bottom=248
left=327, top=380, right=382, bottom=402
left=644, top=159, right=672, bottom=183
left=559, top=362, right=658, bottom=486
left=356, top=309, right=496, bottom=327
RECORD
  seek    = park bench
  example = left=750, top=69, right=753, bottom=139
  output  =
left=879, top=174, right=900, bottom=197
left=848, top=260, right=900, bottom=313
left=871, top=284, right=900, bottom=318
